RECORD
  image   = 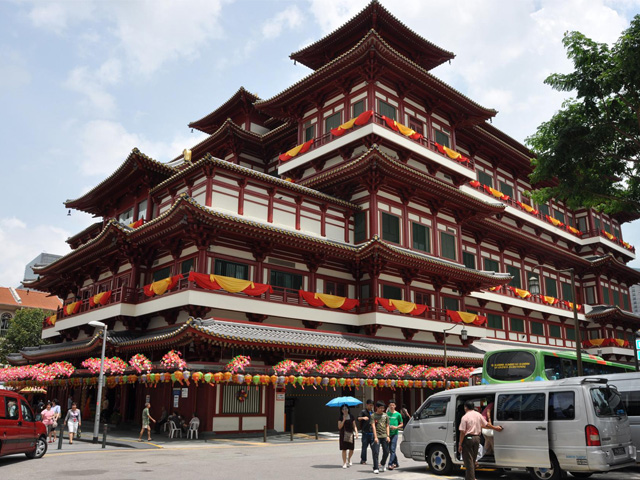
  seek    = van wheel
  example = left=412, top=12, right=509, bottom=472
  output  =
left=527, top=452, right=563, bottom=480
left=568, top=474, right=592, bottom=479
left=25, top=436, right=47, bottom=459
left=426, top=445, right=454, bottom=475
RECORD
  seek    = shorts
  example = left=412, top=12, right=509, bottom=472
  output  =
left=68, top=421, right=79, bottom=433
left=142, top=421, right=150, bottom=429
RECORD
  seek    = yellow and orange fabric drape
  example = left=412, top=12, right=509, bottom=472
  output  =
left=508, top=286, right=531, bottom=299
left=516, top=201, right=538, bottom=215
left=483, top=184, right=509, bottom=200
left=375, top=297, right=428, bottom=315
left=545, top=215, right=564, bottom=227
left=143, top=274, right=183, bottom=297
left=488, top=285, right=503, bottom=292
left=299, top=291, right=359, bottom=311
left=583, top=338, right=629, bottom=348
left=128, top=218, right=144, bottom=229
left=381, top=116, right=423, bottom=140
left=566, top=225, right=583, bottom=236
left=89, top=290, right=112, bottom=307
left=188, top=272, right=272, bottom=296
left=45, top=314, right=56, bottom=326
left=330, top=110, right=373, bottom=136
left=279, top=139, right=314, bottom=162
left=562, top=300, right=582, bottom=311
left=602, top=230, right=616, bottom=241
left=469, top=180, right=481, bottom=188
left=434, top=143, right=471, bottom=163
left=541, top=295, right=559, bottom=305
left=447, top=310, right=486, bottom=326
left=64, top=301, right=81, bottom=316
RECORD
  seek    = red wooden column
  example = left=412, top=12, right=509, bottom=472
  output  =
left=267, top=188, right=275, bottom=223
left=205, top=165, right=215, bottom=207
left=320, top=204, right=327, bottom=237
left=295, top=196, right=303, bottom=230
left=237, top=178, right=247, bottom=215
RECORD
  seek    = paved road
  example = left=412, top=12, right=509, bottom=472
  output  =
left=1, top=433, right=639, bottom=480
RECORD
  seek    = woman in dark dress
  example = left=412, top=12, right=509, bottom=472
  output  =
left=338, top=404, right=358, bottom=469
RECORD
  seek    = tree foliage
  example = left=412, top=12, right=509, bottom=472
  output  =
left=526, top=15, right=640, bottom=216
left=0, top=308, right=46, bottom=364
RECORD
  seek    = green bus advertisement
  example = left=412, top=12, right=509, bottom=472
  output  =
left=482, top=348, right=634, bottom=384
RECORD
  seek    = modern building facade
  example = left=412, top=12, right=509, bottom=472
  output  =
left=12, top=1, right=640, bottom=433
left=22, top=253, right=63, bottom=285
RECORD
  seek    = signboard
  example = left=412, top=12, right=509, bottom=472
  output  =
left=145, top=395, right=150, bottom=404
left=636, top=339, right=640, bottom=350
left=173, top=395, right=179, bottom=408
left=276, top=393, right=285, bottom=401
left=181, top=388, right=188, bottom=398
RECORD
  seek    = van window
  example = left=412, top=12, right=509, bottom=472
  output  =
left=20, top=401, right=34, bottom=422
left=4, top=398, right=19, bottom=420
left=591, top=387, right=626, bottom=417
left=497, top=393, right=545, bottom=421
left=549, top=392, right=575, bottom=420
left=620, top=390, right=640, bottom=416
left=418, top=397, right=449, bottom=419
left=486, top=351, right=536, bottom=381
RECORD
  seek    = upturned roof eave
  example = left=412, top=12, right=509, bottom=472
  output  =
left=188, top=87, right=261, bottom=133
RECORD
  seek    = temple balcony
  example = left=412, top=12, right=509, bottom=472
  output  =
left=43, top=278, right=487, bottom=340
left=277, top=112, right=476, bottom=181
left=461, top=183, right=636, bottom=260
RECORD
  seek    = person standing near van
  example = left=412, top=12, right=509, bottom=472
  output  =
left=386, top=399, right=403, bottom=470
left=50, top=399, right=61, bottom=443
left=358, top=399, right=374, bottom=464
left=459, top=401, right=503, bottom=480
left=371, top=400, right=390, bottom=474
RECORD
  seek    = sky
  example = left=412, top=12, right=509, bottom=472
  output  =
left=1, top=0, right=640, bottom=287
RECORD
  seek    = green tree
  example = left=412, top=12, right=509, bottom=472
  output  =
left=0, top=308, right=46, bottom=363
left=527, top=15, right=640, bottom=216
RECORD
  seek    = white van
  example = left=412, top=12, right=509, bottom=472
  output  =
left=601, top=371, right=640, bottom=454
left=400, top=377, right=636, bottom=480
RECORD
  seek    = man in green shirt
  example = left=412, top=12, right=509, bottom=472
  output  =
left=370, top=400, right=390, bottom=474
left=386, top=399, right=404, bottom=470
left=138, top=402, right=155, bottom=441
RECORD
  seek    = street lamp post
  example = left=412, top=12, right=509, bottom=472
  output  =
left=443, top=324, right=468, bottom=368
left=529, top=271, right=583, bottom=376
left=89, top=320, right=107, bottom=444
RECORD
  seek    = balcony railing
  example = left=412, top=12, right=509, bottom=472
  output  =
left=278, top=111, right=475, bottom=170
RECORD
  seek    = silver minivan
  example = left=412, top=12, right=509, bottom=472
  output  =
left=601, top=371, right=640, bottom=455
left=400, top=377, right=636, bottom=480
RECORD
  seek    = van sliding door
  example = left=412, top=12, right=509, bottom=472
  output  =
left=493, top=391, right=550, bottom=468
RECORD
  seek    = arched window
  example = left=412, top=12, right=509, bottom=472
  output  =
left=0, top=312, right=12, bottom=336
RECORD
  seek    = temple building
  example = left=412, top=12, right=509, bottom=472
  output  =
left=10, top=1, right=640, bottom=434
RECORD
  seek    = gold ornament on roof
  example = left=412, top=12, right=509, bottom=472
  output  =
left=183, top=149, right=192, bottom=163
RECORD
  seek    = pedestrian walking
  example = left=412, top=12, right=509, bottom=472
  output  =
left=338, top=404, right=358, bottom=468
left=138, top=402, right=155, bottom=441
left=386, top=399, right=403, bottom=470
left=50, top=399, right=61, bottom=443
left=371, top=400, right=390, bottom=474
left=357, top=399, right=374, bottom=465
left=400, top=404, right=411, bottom=428
left=64, top=402, right=81, bottom=445
left=458, top=401, right=503, bottom=480
left=41, top=402, right=55, bottom=442
left=480, top=400, right=495, bottom=457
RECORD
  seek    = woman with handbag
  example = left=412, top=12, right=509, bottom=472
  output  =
left=64, top=402, right=82, bottom=444
left=338, top=404, right=358, bottom=469
left=41, top=402, right=56, bottom=442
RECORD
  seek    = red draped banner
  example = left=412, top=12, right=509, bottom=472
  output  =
left=434, top=143, right=471, bottom=163
left=143, top=275, right=183, bottom=297
left=279, top=139, right=314, bottom=162
left=330, top=110, right=373, bottom=136
left=299, top=291, right=359, bottom=310
left=64, top=301, right=81, bottom=316
left=447, top=310, right=486, bottom=326
left=381, top=116, right=423, bottom=140
left=188, top=272, right=272, bottom=297
left=375, top=297, right=428, bottom=315
left=89, top=290, right=112, bottom=307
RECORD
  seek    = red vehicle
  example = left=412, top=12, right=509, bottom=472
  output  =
left=0, top=389, right=47, bottom=459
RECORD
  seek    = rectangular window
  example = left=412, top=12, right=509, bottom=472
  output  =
left=623, top=293, right=630, bottom=311
left=566, top=328, right=576, bottom=341
left=538, top=204, right=549, bottom=216
left=499, top=181, right=514, bottom=199
left=215, top=259, right=249, bottom=280
left=152, top=266, right=171, bottom=282
left=360, top=283, right=370, bottom=300
left=584, top=286, right=596, bottom=305
left=553, top=208, right=565, bottom=224
left=382, top=284, right=402, bottom=300
left=352, top=100, right=365, bottom=117
left=180, top=258, right=194, bottom=275
left=549, top=324, right=562, bottom=338
left=270, top=270, right=303, bottom=290
left=381, top=212, right=400, bottom=244
left=497, top=393, right=546, bottom=421
left=506, top=265, right=521, bottom=289
left=222, top=384, right=261, bottom=414
left=549, top=392, right=576, bottom=420
left=604, top=223, right=611, bottom=234
left=545, top=277, right=558, bottom=298
left=462, top=252, right=476, bottom=269
left=325, top=281, right=347, bottom=297
left=614, top=227, right=621, bottom=238
left=354, top=212, right=367, bottom=244
left=412, top=223, right=430, bottom=252
left=531, top=321, right=544, bottom=336
left=325, top=112, right=342, bottom=133
left=414, top=291, right=430, bottom=306
left=409, top=116, right=422, bottom=135
left=418, top=398, right=449, bottom=419
left=434, top=129, right=450, bottom=148
left=478, top=170, right=493, bottom=187
left=304, top=122, right=315, bottom=142
left=594, top=217, right=601, bottom=231
left=483, top=258, right=499, bottom=273
left=488, top=313, right=503, bottom=330
left=561, top=282, right=573, bottom=301
left=510, top=317, right=525, bottom=333
left=442, top=297, right=459, bottom=311
left=4, top=397, right=19, bottom=420
left=378, top=100, right=396, bottom=120
left=440, top=232, right=456, bottom=260
left=577, top=217, right=587, bottom=232
left=602, top=286, right=610, bottom=304
left=137, top=199, right=147, bottom=220
left=119, top=207, right=134, bottom=225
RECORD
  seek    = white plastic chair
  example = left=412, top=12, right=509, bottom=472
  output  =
left=168, top=420, right=182, bottom=439
left=187, top=418, right=200, bottom=439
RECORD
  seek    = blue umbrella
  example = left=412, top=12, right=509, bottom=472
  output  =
left=326, top=396, right=362, bottom=407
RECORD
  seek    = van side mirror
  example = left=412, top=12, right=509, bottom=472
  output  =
left=413, top=413, right=419, bottom=420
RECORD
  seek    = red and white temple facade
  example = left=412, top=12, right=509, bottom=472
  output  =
left=10, top=1, right=640, bottom=434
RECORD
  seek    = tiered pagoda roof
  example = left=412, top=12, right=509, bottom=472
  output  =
left=188, top=87, right=263, bottom=135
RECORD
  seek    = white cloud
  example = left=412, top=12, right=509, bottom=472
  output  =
left=0, top=218, right=70, bottom=287
left=27, top=1, right=95, bottom=35
left=0, top=50, right=31, bottom=93
left=64, top=58, right=122, bottom=115
left=262, top=6, right=304, bottom=39
left=307, top=0, right=369, bottom=33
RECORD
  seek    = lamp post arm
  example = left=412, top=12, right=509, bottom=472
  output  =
left=93, top=326, right=107, bottom=443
